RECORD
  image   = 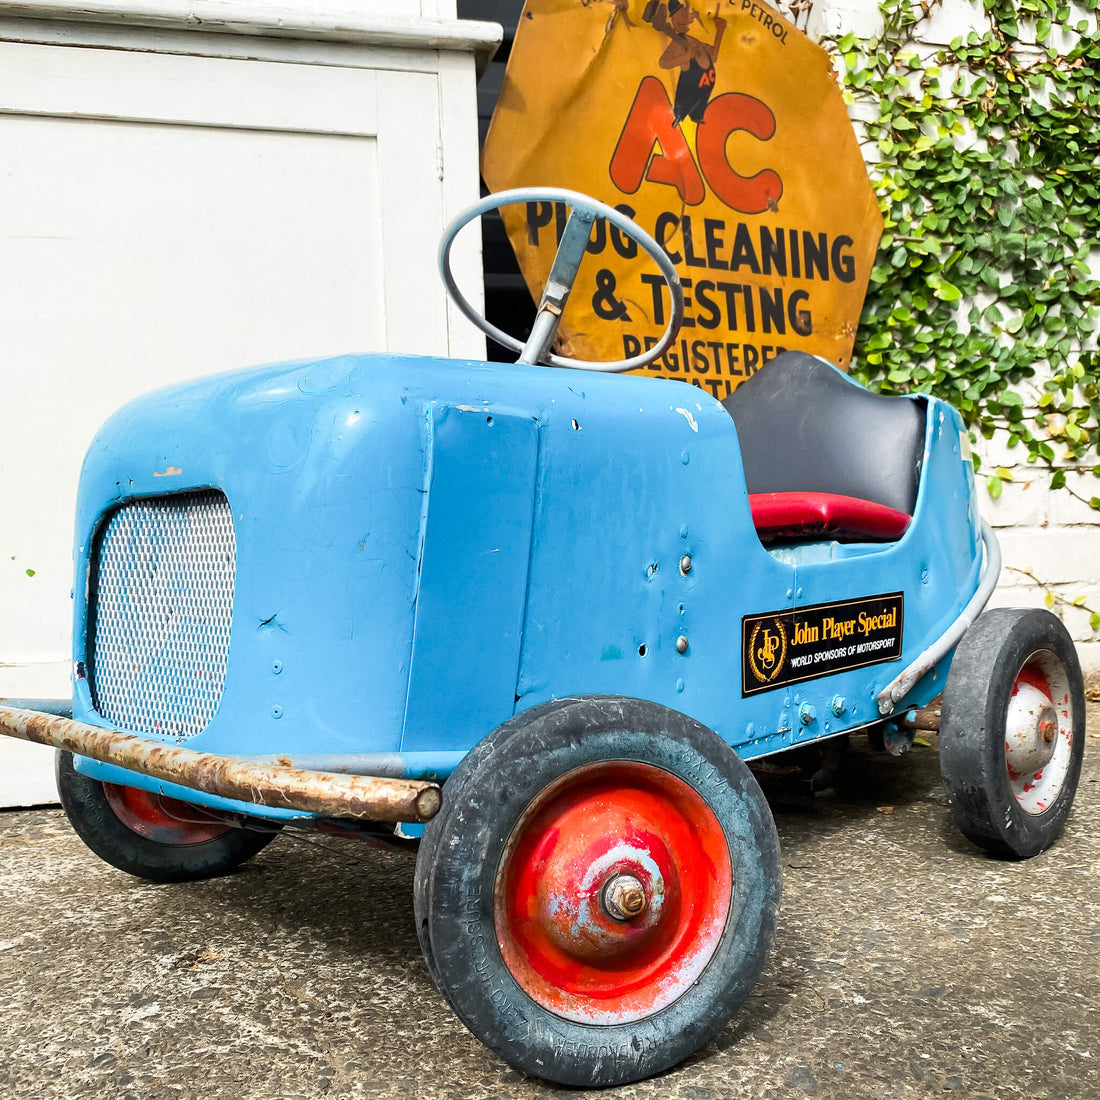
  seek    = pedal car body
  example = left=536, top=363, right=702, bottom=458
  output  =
left=67, top=349, right=978, bottom=811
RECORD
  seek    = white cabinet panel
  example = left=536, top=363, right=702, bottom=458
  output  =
left=0, top=10, right=491, bottom=800
left=0, top=40, right=382, bottom=132
left=1, top=115, right=389, bottom=680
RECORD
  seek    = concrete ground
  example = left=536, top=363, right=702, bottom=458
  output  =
left=2, top=688, right=1098, bottom=1100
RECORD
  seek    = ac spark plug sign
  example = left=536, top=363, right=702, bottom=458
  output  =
left=482, top=0, right=882, bottom=392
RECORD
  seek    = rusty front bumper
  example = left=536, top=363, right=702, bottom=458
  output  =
left=0, top=706, right=442, bottom=823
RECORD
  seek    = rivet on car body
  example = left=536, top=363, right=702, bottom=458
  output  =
left=676, top=635, right=689, bottom=654
left=271, top=705, right=283, bottom=719
left=680, top=554, right=692, bottom=575
left=272, top=660, right=283, bottom=675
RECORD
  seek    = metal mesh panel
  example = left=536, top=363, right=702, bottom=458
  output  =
left=88, top=491, right=236, bottom=740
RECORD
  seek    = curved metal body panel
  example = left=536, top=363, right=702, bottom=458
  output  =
left=70, top=353, right=981, bottom=818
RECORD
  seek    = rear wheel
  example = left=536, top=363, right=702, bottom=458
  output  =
left=414, top=696, right=781, bottom=1087
left=56, top=751, right=279, bottom=882
left=940, top=608, right=1085, bottom=859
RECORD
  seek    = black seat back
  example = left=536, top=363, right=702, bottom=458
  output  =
left=721, top=351, right=926, bottom=515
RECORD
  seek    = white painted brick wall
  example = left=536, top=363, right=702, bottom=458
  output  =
left=805, top=0, right=1100, bottom=670
left=993, top=529, right=1099, bottom=587
left=984, top=459, right=1100, bottom=667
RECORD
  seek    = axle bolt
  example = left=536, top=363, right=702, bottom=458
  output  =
left=1039, top=706, right=1058, bottom=744
left=603, top=874, right=647, bottom=922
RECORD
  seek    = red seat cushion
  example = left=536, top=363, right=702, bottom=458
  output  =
left=749, top=491, right=912, bottom=544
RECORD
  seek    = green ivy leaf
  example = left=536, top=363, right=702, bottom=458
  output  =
left=840, top=0, right=1097, bottom=565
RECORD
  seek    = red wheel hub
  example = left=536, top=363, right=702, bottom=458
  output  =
left=103, top=784, right=232, bottom=845
left=494, top=762, right=733, bottom=1024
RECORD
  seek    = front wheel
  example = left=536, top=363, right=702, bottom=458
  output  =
left=940, top=608, right=1086, bottom=859
left=414, top=696, right=781, bottom=1087
left=56, top=751, right=280, bottom=882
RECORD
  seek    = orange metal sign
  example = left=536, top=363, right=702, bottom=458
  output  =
left=482, top=0, right=883, bottom=396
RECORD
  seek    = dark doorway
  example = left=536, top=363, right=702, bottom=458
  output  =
left=459, top=0, right=536, bottom=361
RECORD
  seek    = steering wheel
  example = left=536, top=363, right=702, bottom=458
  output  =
left=439, top=187, right=684, bottom=373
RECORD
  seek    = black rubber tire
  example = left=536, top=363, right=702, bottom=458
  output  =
left=413, top=696, right=781, bottom=1087
left=413, top=697, right=570, bottom=1000
left=940, top=608, right=1086, bottom=859
left=56, top=751, right=280, bottom=883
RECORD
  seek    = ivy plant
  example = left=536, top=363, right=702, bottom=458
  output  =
left=828, top=0, right=1100, bottom=628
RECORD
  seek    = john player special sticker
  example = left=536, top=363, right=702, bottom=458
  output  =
left=742, top=592, right=904, bottom=696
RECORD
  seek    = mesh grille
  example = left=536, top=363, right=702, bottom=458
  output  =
left=88, top=491, right=236, bottom=740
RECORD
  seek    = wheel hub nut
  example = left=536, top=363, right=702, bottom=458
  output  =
left=602, top=874, right=647, bottom=921
left=1038, top=705, right=1058, bottom=744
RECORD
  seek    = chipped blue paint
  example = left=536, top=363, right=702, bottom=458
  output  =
left=69, top=353, right=981, bottom=822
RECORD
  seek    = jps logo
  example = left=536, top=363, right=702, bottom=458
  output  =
left=748, top=619, right=787, bottom=683
left=757, top=628, right=781, bottom=670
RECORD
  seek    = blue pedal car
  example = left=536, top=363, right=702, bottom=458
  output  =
left=3, top=190, right=1086, bottom=1087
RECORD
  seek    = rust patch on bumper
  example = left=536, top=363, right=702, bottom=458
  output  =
left=0, top=706, right=442, bottom=823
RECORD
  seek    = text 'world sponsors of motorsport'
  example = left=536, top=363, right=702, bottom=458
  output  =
left=741, top=592, right=904, bottom=696
left=482, top=0, right=882, bottom=393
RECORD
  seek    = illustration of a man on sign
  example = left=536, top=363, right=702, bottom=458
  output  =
left=644, top=0, right=726, bottom=125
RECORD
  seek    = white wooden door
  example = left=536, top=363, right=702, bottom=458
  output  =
left=0, top=28, right=487, bottom=804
